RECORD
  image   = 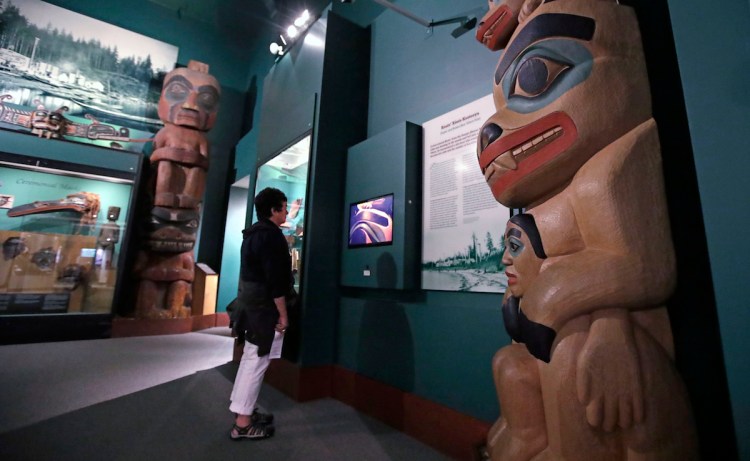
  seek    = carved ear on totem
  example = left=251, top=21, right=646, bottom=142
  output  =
left=475, top=0, right=526, bottom=51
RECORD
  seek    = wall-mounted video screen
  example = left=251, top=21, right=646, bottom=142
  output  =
left=348, top=193, right=394, bottom=248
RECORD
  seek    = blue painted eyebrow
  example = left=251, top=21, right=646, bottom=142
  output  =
left=495, top=13, right=596, bottom=84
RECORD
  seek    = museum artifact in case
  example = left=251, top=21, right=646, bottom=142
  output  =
left=0, top=150, right=139, bottom=316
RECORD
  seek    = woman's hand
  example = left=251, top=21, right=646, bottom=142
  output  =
left=275, top=315, right=288, bottom=334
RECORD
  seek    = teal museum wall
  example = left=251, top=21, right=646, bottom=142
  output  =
left=666, top=0, right=750, bottom=458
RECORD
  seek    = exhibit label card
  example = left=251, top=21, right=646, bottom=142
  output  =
left=421, top=94, right=510, bottom=293
left=269, top=331, right=284, bottom=359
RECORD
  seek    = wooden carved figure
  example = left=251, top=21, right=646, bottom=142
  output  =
left=134, top=60, right=220, bottom=319
left=133, top=251, right=195, bottom=319
left=475, top=1, right=698, bottom=460
left=135, top=205, right=202, bottom=318
left=151, top=60, right=220, bottom=209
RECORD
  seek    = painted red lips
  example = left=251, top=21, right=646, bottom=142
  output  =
left=478, top=111, right=577, bottom=198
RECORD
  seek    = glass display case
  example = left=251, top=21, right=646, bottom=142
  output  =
left=253, top=134, right=310, bottom=290
left=0, top=151, right=139, bottom=316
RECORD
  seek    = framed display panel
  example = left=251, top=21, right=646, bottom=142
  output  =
left=253, top=133, right=311, bottom=290
left=0, top=150, right=140, bottom=317
left=340, top=122, right=421, bottom=290
left=348, top=193, right=394, bottom=249
left=0, top=0, right=179, bottom=153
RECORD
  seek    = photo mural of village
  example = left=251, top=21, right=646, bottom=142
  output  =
left=422, top=229, right=507, bottom=293
left=0, top=0, right=178, bottom=153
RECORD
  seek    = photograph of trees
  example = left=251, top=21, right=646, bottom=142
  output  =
left=0, top=0, right=179, bottom=152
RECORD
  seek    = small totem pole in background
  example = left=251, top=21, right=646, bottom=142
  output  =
left=134, top=60, right=221, bottom=319
left=475, top=0, right=697, bottom=460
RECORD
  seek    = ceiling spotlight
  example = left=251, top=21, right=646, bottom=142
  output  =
left=294, top=10, right=310, bottom=27
left=270, top=9, right=320, bottom=61
left=269, top=42, right=284, bottom=55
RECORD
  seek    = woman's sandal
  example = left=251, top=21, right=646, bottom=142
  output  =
left=230, top=422, right=275, bottom=440
left=252, top=408, right=274, bottom=425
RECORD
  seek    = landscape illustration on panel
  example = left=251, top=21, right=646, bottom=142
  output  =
left=422, top=227, right=508, bottom=293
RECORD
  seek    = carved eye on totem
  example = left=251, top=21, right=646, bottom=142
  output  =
left=507, top=236, right=525, bottom=257
left=510, top=56, right=571, bottom=98
left=197, top=89, right=219, bottom=112
left=165, top=81, right=190, bottom=103
left=186, top=219, right=199, bottom=229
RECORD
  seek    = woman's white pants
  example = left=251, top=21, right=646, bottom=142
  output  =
left=229, top=341, right=271, bottom=416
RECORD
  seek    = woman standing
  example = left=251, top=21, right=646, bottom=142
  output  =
left=229, top=187, right=292, bottom=440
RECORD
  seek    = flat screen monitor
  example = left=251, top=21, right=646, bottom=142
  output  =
left=348, top=194, right=394, bottom=248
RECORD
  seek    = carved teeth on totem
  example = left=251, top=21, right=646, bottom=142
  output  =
left=483, top=8, right=508, bottom=44
left=484, top=126, right=563, bottom=180
left=496, top=152, right=519, bottom=170
left=483, top=21, right=498, bottom=41
left=149, top=240, right=194, bottom=252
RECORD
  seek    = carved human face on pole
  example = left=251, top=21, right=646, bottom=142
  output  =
left=477, top=0, right=651, bottom=208
left=157, top=67, right=221, bottom=131
left=502, top=214, right=545, bottom=298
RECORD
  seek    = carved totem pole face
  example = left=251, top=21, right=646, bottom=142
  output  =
left=157, top=66, right=221, bottom=131
left=144, top=207, right=200, bottom=253
left=502, top=218, right=545, bottom=298
left=477, top=0, right=652, bottom=208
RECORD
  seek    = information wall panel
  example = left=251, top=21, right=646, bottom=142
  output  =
left=421, top=94, right=511, bottom=293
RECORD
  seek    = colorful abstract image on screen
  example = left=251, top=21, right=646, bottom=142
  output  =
left=348, top=194, right=393, bottom=248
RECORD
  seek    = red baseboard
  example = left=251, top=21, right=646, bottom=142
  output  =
left=403, top=392, right=491, bottom=461
left=331, top=366, right=405, bottom=429
left=215, top=312, right=230, bottom=327
left=112, top=313, right=229, bottom=338
left=264, top=360, right=490, bottom=461
left=263, top=359, right=332, bottom=401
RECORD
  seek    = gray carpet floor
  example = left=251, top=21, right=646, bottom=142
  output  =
left=0, top=327, right=452, bottom=460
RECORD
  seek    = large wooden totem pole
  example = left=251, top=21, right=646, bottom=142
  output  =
left=475, top=1, right=698, bottom=459
left=134, top=60, right=221, bottom=319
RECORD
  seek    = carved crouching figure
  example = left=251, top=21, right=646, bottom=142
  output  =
left=475, top=1, right=698, bottom=460
left=135, top=61, right=220, bottom=319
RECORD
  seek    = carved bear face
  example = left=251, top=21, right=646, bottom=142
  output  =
left=477, top=0, right=652, bottom=208
left=144, top=206, right=200, bottom=253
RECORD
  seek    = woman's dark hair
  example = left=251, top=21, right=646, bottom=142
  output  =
left=509, top=213, right=547, bottom=259
left=254, top=187, right=287, bottom=220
